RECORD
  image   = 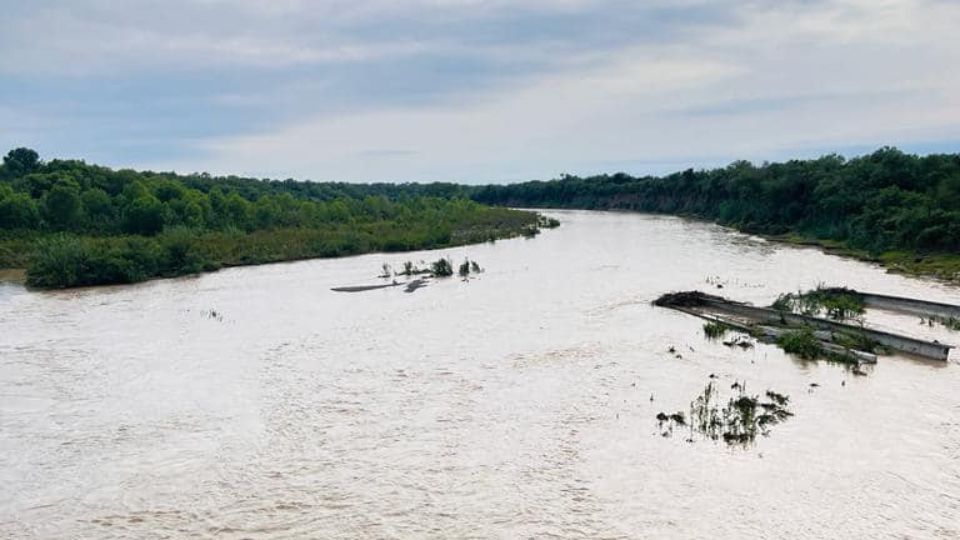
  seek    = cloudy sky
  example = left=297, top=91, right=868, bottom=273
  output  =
left=1, top=0, right=958, bottom=182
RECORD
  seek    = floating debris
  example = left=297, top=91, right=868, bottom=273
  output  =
left=331, top=282, right=404, bottom=293
left=722, top=335, right=755, bottom=349
left=404, top=279, right=428, bottom=293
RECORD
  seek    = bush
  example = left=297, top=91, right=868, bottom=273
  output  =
left=26, top=234, right=90, bottom=288
left=703, top=321, right=729, bottom=339
left=431, top=258, right=453, bottom=277
left=776, top=327, right=822, bottom=359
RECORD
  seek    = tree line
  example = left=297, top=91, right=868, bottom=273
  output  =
left=0, top=148, right=544, bottom=288
left=470, top=147, right=960, bottom=255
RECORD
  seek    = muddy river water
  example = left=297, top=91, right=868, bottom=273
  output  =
left=2, top=210, right=959, bottom=538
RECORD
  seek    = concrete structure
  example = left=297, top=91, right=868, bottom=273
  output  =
left=701, top=299, right=952, bottom=361
left=858, top=292, right=960, bottom=320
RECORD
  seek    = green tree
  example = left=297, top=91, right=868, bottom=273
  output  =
left=225, top=193, right=253, bottom=230
left=2, top=147, right=40, bottom=179
left=44, top=181, right=84, bottom=230
left=123, top=196, right=165, bottom=235
left=82, top=188, right=116, bottom=231
left=0, top=192, right=41, bottom=229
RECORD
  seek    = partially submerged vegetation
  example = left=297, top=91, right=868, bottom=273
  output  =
left=771, top=286, right=865, bottom=321
left=702, top=321, right=729, bottom=339
left=333, top=257, right=484, bottom=294
left=0, top=148, right=552, bottom=288
left=655, top=288, right=952, bottom=366
left=776, top=327, right=856, bottom=363
left=923, top=315, right=960, bottom=331
left=658, top=379, right=793, bottom=447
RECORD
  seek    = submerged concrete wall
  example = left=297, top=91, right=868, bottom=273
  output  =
left=704, top=300, right=952, bottom=361
left=859, top=292, right=960, bottom=320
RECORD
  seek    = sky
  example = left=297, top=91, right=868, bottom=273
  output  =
left=1, top=0, right=959, bottom=183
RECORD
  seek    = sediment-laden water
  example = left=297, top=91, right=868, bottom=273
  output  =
left=2, top=210, right=959, bottom=538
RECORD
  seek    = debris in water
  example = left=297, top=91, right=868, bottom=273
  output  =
left=404, top=279, right=428, bottom=293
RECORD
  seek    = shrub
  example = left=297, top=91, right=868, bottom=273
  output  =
left=776, top=327, right=822, bottom=359
left=430, top=258, right=453, bottom=277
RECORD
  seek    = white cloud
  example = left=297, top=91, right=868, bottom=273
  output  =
left=164, top=0, right=960, bottom=181
left=4, top=0, right=959, bottom=179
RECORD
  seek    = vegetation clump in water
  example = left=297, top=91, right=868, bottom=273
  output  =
left=659, top=379, right=793, bottom=447
left=775, top=326, right=874, bottom=367
left=429, top=257, right=482, bottom=278
left=771, top=286, right=865, bottom=321
left=702, top=321, right=729, bottom=339
left=430, top=258, right=454, bottom=277
left=776, top=327, right=823, bottom=359
left=458, top=258, right=482, bottom=279
left=922, top=315, right=960, bottom=331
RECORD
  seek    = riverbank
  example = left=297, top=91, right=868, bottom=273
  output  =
left=771, top=233, right=960, bottom=284
left=0, top=268, right=25, bottom=284
left=4, top=211, right=555, bottom=290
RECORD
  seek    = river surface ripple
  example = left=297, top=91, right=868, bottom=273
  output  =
left=2, top=210, right=959, bottom=539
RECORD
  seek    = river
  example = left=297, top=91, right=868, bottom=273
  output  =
left=2, top=210, right=959, bottom=538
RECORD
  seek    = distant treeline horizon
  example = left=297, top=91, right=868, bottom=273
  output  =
left=472, top=147, right=960, bottom=256
left=2, top=145, right=959, bottom=285
left=0, top=147, right=545, bottom=288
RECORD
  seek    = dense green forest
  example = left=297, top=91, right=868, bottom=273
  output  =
left=0, top=148, right=549, bottom=288
left=4, top=145, right=958, bottom=288
left=472, top=147, right=960, bottom=279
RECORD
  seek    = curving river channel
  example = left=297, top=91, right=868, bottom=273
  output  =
left=2, top=210, right=959, bottom=538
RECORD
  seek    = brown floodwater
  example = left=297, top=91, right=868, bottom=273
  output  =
left=2, top=210, right=959, bottom=538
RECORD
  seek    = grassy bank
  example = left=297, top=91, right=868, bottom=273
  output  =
left=4, top=209, right=551, bottom=289
left=0, top=147, right=559, bottom=289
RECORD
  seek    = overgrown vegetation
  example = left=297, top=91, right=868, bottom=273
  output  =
left=0, top=148, right=548, bottom=288
left=702, top=321, right=729, bottom=339
left=771, top=286, right=865, bottom=320
left=471, top=147, right=960, bottom=280
left=430, top=258, right=454, bottom=277
left=776, top=327, right=824, bottom=360
left=775, top=326, right=869, bottom=366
